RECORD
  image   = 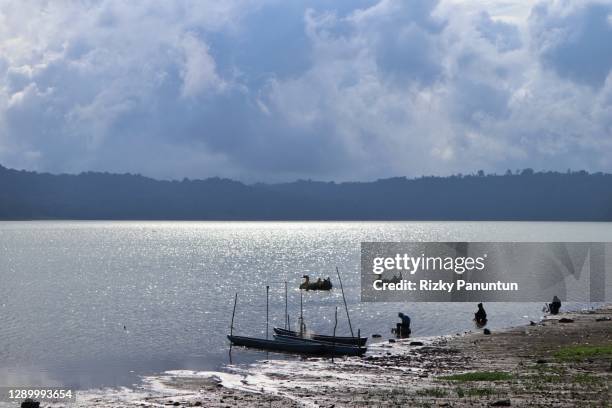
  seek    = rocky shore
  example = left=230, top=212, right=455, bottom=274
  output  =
left=69, top=306, right=611, bottom=407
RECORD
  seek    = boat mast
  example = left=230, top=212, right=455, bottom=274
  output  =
left=332, top=306, right=338, bottom=360
left=230, top=292, right=238, bottom=336
left=336, top=266, right=354, bottom=338
left=266, top=285, right=270, bottom=340
left=285, top=281, right=288, bottom=330
left=299, top=289, right=304, bottom=335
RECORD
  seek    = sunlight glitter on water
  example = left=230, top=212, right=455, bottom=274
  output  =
left=0, top=221, right=610, bottom=389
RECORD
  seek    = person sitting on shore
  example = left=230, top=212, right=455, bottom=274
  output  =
left=549, top=295, right=561, bottom=315
left=397, top=312, right=411, bottom=337
left=474, top=303, right=487, bottom=325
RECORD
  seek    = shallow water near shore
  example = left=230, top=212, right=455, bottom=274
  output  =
left=0, top=221, right=610, bottom=391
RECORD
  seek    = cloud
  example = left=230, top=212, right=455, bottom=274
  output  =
left=476, top=11, right=522, bottom=52
left=529, top=1, right=612, bottom=88
left=0, top=0, right=238, bottom=176
left=180, top=33, right=225, bottom=98
left=0, top=0, right=611, bottom=181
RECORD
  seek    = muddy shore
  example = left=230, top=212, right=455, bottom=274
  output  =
left=62, top=306, right=612, bottom=407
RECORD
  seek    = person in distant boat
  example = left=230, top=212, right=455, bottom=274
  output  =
left=549, top=296, right=561, bottom=315
left=397, top=312, right=411, bottom=337
left=474, top=303, right=487, bottom=326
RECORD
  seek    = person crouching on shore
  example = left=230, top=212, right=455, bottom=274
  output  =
left=396, top=312, right=411, bottom=337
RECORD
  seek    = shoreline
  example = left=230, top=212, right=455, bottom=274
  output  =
left=68, top=305, right=611, bottom=407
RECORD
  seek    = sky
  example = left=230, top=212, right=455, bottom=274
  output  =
left=0, top=0, right=611, bottom=182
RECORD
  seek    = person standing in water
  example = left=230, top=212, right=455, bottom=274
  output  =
left=474, top=303, right=487, bottom=326
left=549, top=296, right=561, bottom=315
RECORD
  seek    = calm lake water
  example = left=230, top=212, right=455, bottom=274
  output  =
left=0, top=221, right=610, bottom=389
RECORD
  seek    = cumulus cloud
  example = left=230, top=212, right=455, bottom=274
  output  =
left=180, top=34, right=225, bottom=97
left=529, top=0, right=612, bottom=88
left=0, top=0, right=611, bottom=181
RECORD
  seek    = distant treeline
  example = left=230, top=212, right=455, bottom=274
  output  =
left=0, top=165, right=610, bottom=220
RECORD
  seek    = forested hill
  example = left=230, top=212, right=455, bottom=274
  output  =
left=0, top=165, right=610, bottom=220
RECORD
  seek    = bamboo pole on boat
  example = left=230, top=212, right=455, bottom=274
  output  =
left=266, top=285, right=270, bottom=340
left=332, top=306, right=338, bottom=360
left=299, top=289, right=303, bottom=335
left=284, top=281, right=288, bottom=330
left=336, top=266, right=354, bottom=338
left=230, top=292, right=238, bottom=336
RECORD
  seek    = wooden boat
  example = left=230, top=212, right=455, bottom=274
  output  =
left=274, top=327, right=367, bottom=346
left=299, top=275, right=332, bottom=291
left=273, top=334, right=367, bottom=356
left=228, top=268, right=362, bottom=358
left=376, top=271, right=403, bottom=284
left=227, top=335, right=327, bottom=355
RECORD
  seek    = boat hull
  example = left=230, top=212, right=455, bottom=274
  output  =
left=227, top=335, right=327, bottom=355
left=299, top=276, right=333, bottom=291
left=273, top=334, right=367, bottom=356
left=299, top=282, right=332, bottom=291
left=273, top=327, right=367, bottom=346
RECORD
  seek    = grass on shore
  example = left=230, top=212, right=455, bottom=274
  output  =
left=455, top=387, right=495, bottom=397
left=438, top=371, right=513, bottom=382
left=572, top=373, right=603, bottom=384
left=553, top=344, right=612, bottom=361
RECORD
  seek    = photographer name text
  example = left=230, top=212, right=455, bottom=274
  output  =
left=373, top=279, right=519, bottom=292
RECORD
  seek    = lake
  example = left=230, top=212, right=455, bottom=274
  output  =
left=0, top=221, right=609, bottom=390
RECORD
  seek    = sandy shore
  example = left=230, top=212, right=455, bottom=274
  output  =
left=35, top=306, right=611, bottom=407
left=142, top=308, right=612, bottom=407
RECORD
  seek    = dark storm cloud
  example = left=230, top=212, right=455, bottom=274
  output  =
left=0, top=1, right=611, bottom=181
left=530, top=1, right=612, bottom=88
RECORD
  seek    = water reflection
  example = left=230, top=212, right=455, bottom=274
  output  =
left=0, top=221, right=609, bottom=388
